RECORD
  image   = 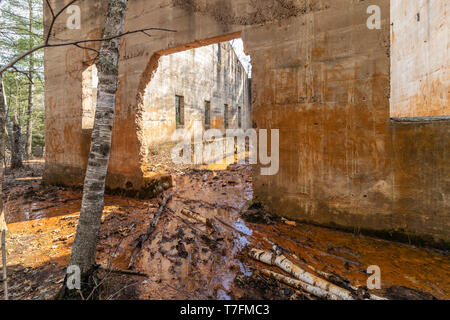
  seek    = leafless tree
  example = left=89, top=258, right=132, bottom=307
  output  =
left=65, top=0, right=129, bottom=298
left=0, top=0, right=175, bottom=300
left=0, top=74, right=8, bottom=300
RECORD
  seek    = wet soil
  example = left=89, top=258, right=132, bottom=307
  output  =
left=1, top=160, right=449, bottom=300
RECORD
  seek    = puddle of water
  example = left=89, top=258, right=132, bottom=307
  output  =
left=233, top=218, right=253, bottom=236
left=202, top=152, right=249, bottom=171
left=5, top=191, right=82, bottom=224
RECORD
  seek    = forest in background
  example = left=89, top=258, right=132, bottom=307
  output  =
left=0, top=0, right=45, bottom=166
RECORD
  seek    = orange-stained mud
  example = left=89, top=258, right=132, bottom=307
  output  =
left=1, top=160, right=449, bottom=300
left=248, top=222, right=449, bottom=299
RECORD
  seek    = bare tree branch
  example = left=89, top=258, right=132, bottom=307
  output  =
left=45, top=0, right=55, bottom=18
left=0, top=44, right=46, bottom=75
left=44, top=0, right=78, bottom=45
left=0, top=27, right=176, bottom=74
left=10, top=66, right=34, bottom=84
left=1, top=0, right=177, bottom=75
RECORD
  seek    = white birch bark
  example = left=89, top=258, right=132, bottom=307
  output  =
left=249, top=248, right=355, bottom=300
left=69, top=0, right=128, bottom=275
left=0, top=75, right=8, bottom=300
left=261, top=269, right=340, bottom=300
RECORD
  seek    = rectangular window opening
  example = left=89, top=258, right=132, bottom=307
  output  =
left=82, top=64, right=98, bottom=130
left=238, top=106, right=242, bottom=128
left=224, top=104, right=229, bottom=129
left=176, top=95, right=185, bottom=127
left=205, top=101, right=211, bottom=129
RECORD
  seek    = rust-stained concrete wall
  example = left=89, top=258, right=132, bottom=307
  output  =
left=391, top=117, right=449, bottom=243
left=43, top=0, right=449, bottom=244
left=143, top=42, right=250, bottom=147
left=248, top=1, right=397, bottom=239
left=43, top=0, right=333, bottom=193
left=391, top=0, right=450, bottom=117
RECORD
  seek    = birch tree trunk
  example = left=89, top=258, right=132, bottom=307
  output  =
left=0, top=75, right=9, bottom=300
left=0, top=75, right=7, bottom=191
left=68, top=0, right=128, bottom=278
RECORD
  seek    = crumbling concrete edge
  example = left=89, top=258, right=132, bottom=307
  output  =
left=42, top=162, right=173, bottom=199
left=250, top=199, right=450, bottom=251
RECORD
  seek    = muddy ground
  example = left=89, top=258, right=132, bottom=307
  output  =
left=0, top=160, right=449, bottom=300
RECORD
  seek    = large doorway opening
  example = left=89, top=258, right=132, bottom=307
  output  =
left=140, top=37, right=253, bottom=173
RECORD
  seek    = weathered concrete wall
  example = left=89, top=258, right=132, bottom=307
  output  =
left=249, top=1, right=395, bottom=234
left=391, top=117, right=449, bottom=243
left=44, top=0, right=323, bottom=192
left=43, top=0, right=449, bottom=244
left=143, top=42, right=250, bottom=147
left=391, top=0, right=450, bottom=117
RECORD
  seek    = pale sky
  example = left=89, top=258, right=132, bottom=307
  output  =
left=230, top=38, right=252, bottom=78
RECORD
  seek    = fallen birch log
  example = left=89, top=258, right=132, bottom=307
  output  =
left=369, top=293, right=387, bottom=300
left=260, top=269, right=340, bottom=300
left=309, top=265, right=357, bottom=291
left=270, top=245, right=386, bottom=300
left=271, top=244, right=357, bottom=292
left=249, top=248, right=355, bottom=300
left=307, top=263, right=387, bottom=300
left=180, top=208, right=208, bottom=225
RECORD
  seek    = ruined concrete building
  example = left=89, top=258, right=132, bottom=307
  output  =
left=43, top=0, right=449, bottom=246
left=81, top=42, right=251, bottom=145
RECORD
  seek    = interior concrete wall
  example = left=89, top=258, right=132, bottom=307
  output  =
left=247, top=0, right=398, bottom=238
left=391, top=117, right=449, bottom=243
left=390, top=0, right=449, bottom=117
left=143, top=42, right=251, bottom=148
